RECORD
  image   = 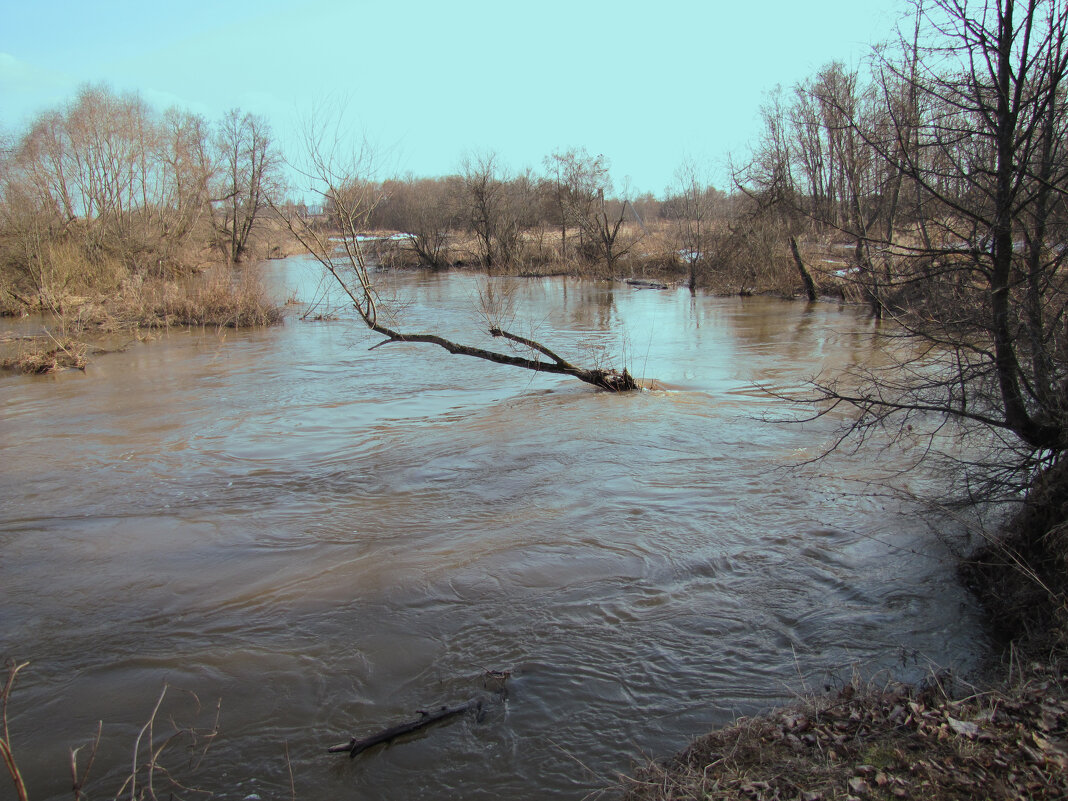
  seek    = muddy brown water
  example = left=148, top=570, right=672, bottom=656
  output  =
left=0, top=257, right=984, bottom=799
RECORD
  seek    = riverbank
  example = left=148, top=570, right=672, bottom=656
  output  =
left=620, top=466, right=1068, bottom=800
left=368, top=225, right=859, bottom=302
left=0, top=265, right=284, bottom=374
left=621, top=655, right=1068, bottom=800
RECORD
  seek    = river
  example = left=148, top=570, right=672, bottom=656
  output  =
left=0, top=256, right=984, bottom=799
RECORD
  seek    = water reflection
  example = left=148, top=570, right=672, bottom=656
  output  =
left=0, top=257, right=983, bottom=800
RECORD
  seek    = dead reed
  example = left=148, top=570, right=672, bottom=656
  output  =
left=2, top=661, right=220, bottom=801
left=1, top=266, right=283, bottom=374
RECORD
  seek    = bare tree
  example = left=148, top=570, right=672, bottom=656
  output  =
left=543, top=147, right=609, bottom=262
left=213, top=109, right=279, bottom=263
left=45, top=87, right=160, bottom=264
left=749, top=64, right=898, bottom=312
left=154, top=108, right=213, bottom=266
left=666, top=158, right=720, bottom=292
left=374, top=175, right=460, bottom=268
left=746, top=86, right=797, bottom=206
left=1, top=86, right=217, bottom=304
left=274, top=119, right=637, bottom=391
left=539, top=147, right=641, bottom=270
left=811, top=63, right=892, bottom=314
left=733, top=88, right=824, bottom=296
left=803, top=0, right=1068, bottom=499
left=458, top=150, right=507, bottom=267
left=579, top=189, right=637, bottom=272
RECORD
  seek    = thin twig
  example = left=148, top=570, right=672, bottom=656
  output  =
left=130, top=685, right=168, bottom=801
left=284, top=740, right=296, bottom=801
left=0, top=661, right=30, bottom=801
left=70, top=721, right=102, bottom=801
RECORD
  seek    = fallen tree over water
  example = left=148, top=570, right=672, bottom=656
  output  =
left=273, top=120, right=638, bottom=392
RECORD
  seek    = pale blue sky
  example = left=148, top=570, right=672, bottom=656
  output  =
left=1, top=0, right=904, bottom=195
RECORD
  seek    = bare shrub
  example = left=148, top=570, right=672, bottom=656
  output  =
left=136, top=268, right=283, bottom=329
left=0, top=335, right=88, bottom=373
left=2, top=662, right=220, bottom=801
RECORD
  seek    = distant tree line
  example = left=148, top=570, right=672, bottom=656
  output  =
left=352, top=147, right=667, bottom=275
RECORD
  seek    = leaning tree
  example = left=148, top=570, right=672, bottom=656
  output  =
left=273, top=116, right=637, bottom=392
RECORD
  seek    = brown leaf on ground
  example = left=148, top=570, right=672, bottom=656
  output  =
left=622, top=659, right=1068, bottom=801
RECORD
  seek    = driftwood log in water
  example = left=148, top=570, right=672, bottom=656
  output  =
left=625, top=278, right=669, bottom=290
left=328, top=699, right=482, bottom=759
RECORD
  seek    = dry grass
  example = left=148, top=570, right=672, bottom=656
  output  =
left=1, top=662, right=29, bottom=801
left=0, top=331, right=88, bottom=374
left=0, top=283, right=29, bottom=317
left=1, top=266, right=283, bottom=374
left=117, top=268, right=284, bottom=329
left=2, top=661, right=219, bottom=801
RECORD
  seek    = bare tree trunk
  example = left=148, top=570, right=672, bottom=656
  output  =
left=790, top=236, right=818, bottom=301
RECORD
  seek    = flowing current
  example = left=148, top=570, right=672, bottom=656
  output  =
left=0, top=257, right=984, bottom=799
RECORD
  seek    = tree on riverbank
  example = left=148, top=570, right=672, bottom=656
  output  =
left=664, top=159, right=722, bottom=292
left=770, top=0, right=1068, bottom=504
left=0, top=88, right=291, bottom=311
left=212, top=110, right=282, bottom=264
left=0, top=88, right=284, bottom=367
left=0, top=86, right=215, bottom=293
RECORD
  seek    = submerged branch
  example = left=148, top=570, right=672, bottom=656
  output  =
left=368, top=319, right=638, bottom=391
left=489, top=327, right=569, bottom=365
left=328, top=699, right=481, bottom=759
